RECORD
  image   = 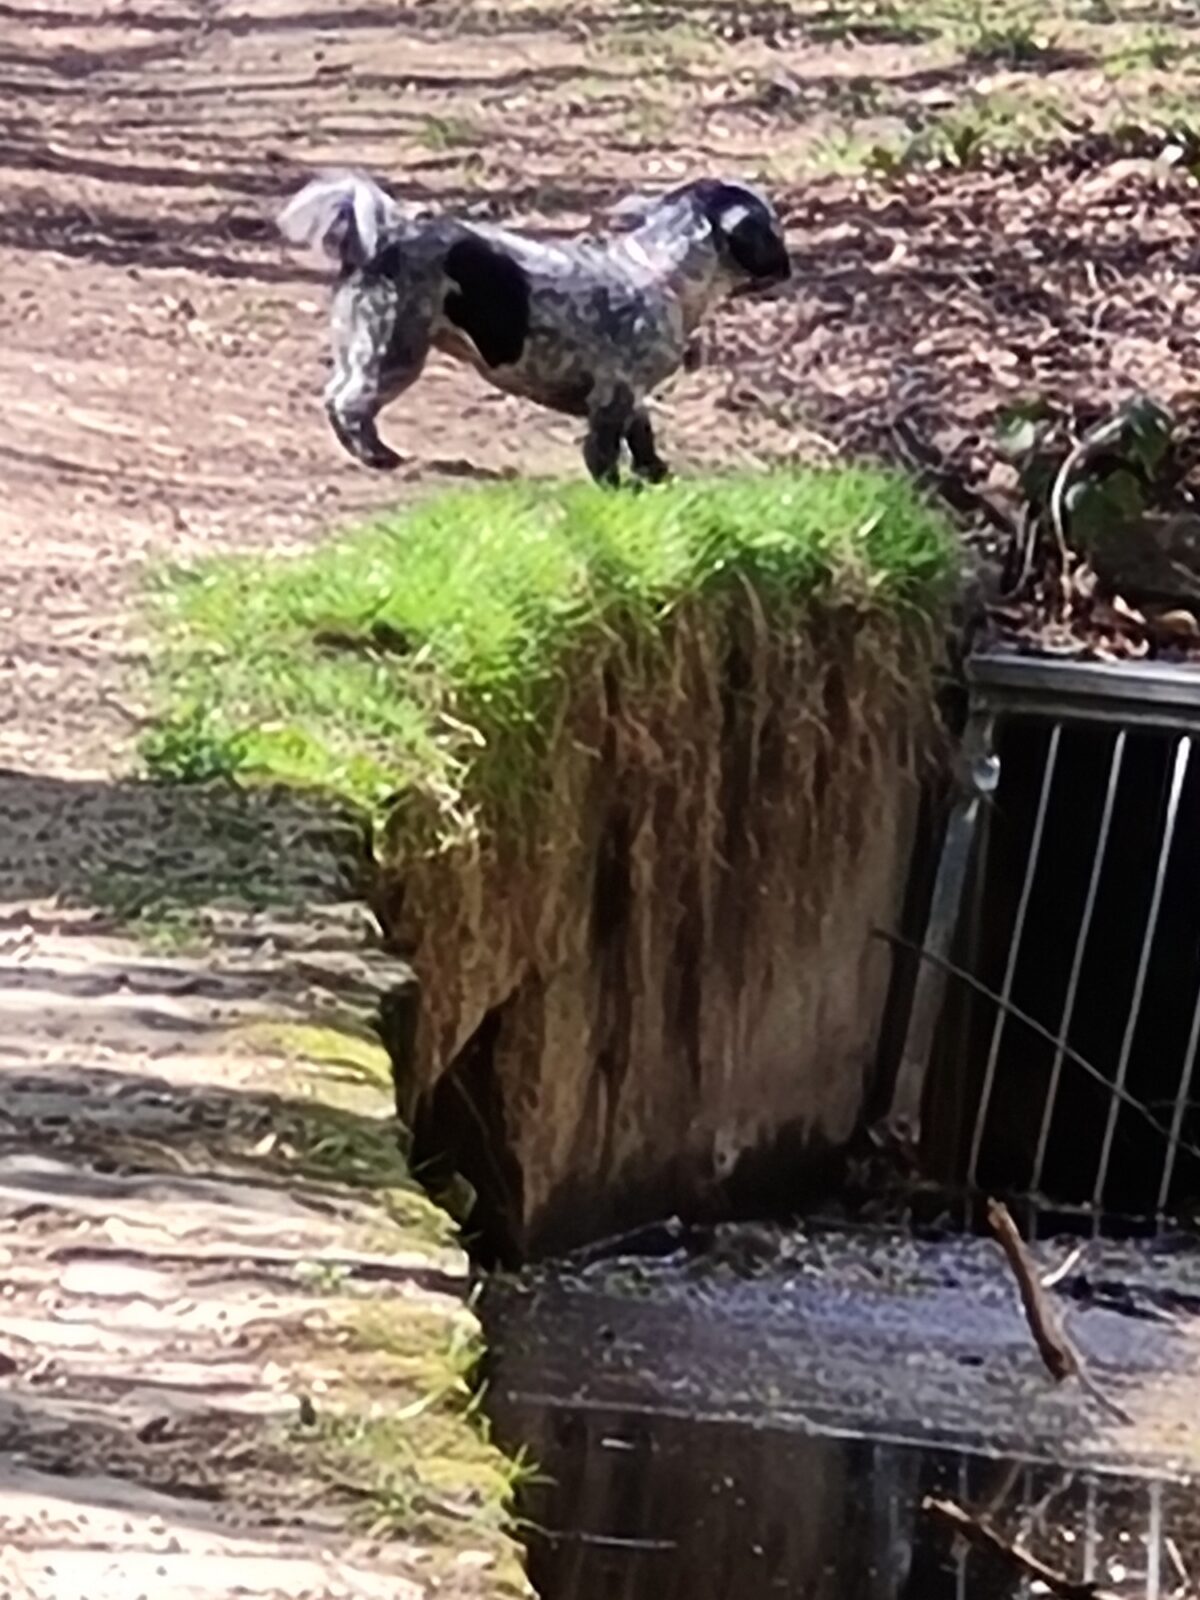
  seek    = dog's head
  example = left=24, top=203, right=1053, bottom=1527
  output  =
left=683, top=179, right=791, bottom=294
left=610, top=177, right=791, bottom=297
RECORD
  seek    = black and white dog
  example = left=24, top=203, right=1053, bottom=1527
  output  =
left=279, top=170, right=791, bottom=486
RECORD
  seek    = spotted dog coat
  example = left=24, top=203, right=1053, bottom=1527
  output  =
left=279, top=170, right=791, bottom=485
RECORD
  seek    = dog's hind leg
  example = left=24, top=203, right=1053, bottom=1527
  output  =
left=324, top=277, right=431, bottom=471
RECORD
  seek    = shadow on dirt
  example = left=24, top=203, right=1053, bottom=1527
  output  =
left=0, top=1053, right=445, bottom=1242
left=0, top=1051, right=457, bottom=1539
left=725, top=46, right=1099, bottom=121
left=0, top=194, right=314, bottom=283
left=0, top=766, right=375, bottom=960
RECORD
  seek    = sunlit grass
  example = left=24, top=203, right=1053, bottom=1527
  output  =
left=141, top=470, right=955, bottom=844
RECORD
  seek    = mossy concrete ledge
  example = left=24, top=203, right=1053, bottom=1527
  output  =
left=145, top=469, right=957, bottom=1262
left=0, top=862, right=528, bottom=1597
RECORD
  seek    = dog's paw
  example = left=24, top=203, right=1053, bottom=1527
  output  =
left=326, top=405, right=404, bottom=471
left=360, top=443, right=403, bottom=471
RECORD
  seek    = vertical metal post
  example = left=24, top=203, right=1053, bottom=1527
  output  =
left=886, top=711, right=996, bottom=1148
left=1018, top=1466, right=1034, bottom=1600
left=1093, top=736, right=1192, bottom=1210
left=967, top=722, right=1062, bottom=1190
left=1158, top=954, right=1200, bottom=1218
left=955, top=1454, right=969, bottom=1600
left=1031, top=730, right=1126, bottom=1195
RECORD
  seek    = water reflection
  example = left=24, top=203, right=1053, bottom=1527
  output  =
left=482, top=1226, right=1200, bottom=1600
left=488, top=1399, right=1196, bottom=1600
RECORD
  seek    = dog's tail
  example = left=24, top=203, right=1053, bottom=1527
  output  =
left=277, top=170, right=396, bottom=268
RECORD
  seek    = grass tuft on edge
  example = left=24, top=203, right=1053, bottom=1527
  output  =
left=141, top=468, right=955, bottom=849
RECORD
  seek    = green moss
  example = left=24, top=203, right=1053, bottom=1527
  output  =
left=239, top=1020, right=396, bottom=1093
left=140, top=469, right=955, bottom=850
left=233, top=1021, right=461, bottom=1249
left=304, top=1304, right=535, bottom=1587
left=230, top=1022, right=527, bottom=1582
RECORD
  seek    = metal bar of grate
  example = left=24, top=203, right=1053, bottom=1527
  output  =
left=955, top=1454, right=969, bottom=1600
left=1083, top=1478, right=1098, bottom=1586
left=967, top=722, right=1062, bottom=1190
left=1030, top=730, right=1126, bottom=1197
left=895, top=652, right=1200, bottom=1225
left=1157, top=938, right=1200, bottom=1217
left=968, top=654, right=1200, bottom=736
left=1092, top=736, right=1192, bottom=1211
left=887, top=794, right=983, bottom=1141
left=1148, top=1478, right=1162, bottom=1600
left=1018, top=1466, right=1034, bottom=1600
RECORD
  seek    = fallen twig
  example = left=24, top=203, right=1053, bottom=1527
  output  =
left=1166, top=1535, right=1195, bottom=1595
left=923, top=1495, right=1119, bottom=1600
left=987, top=1199, right=1076, bottom=1381
left=987, top=1199, right=1133, bottom=1424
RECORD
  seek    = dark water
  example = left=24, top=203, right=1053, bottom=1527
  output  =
left=487, top=1399, right=1191, bottom=1600
left=481, top=1226, right=1200, bottom=1600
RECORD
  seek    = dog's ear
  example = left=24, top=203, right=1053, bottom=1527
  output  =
left=721, top=207, right=790, bottom=281
left=442, top=237, right=531, bottom=368
left=703, top=184, right=791, bottom=287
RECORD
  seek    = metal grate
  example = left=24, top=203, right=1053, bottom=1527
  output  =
left=889, top=653, right=1200, bottom=1224
left=935, top=1462, right=1184, bottom=1600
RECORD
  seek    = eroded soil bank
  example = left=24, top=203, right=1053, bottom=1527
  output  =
left=379, top=588, right=945, bottom=1263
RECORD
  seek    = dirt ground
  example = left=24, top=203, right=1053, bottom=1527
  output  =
left=5, top=0, right=1200, bottom=771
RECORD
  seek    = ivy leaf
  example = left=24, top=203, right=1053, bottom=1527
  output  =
left=1065, top=467, right=1146, bottom=545
left=996, top=400, right=1058, bottom=469
left=1118, top=395, right=1174, bottom=478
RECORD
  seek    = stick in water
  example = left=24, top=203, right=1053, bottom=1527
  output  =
left=986, top=1199, right=1133, bottom=1424
left=923, top=1495, right=1120, bottom=1600
left=986, top=1198, right=1076, bottom=1381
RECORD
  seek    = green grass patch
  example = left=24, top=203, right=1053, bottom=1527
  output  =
left=142, top=470, right=954, bottom=859
left=241, top=1019, right=396, bottom=1093
left=305, top=1302, right=539, bottom=1574
left=1105, top=28, right=1190, bottom=76
left=867, top=89, right=1077, bottom=173
left=419, top=113, right=483, bottom=151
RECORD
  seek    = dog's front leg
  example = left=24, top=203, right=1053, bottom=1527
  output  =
left=582, top=382, right=635, bottom=488
left=324, top=278, right=430, bottom=471
left=625, top=408, right=670, bottom=485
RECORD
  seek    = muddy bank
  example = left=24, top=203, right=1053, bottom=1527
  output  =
left=483, top=1222, right=1200, bottom=1470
